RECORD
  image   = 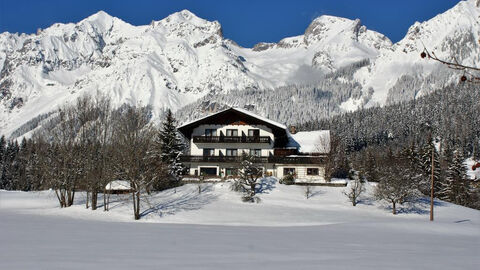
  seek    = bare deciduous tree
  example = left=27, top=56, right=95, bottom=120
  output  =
left=374, top=155, right=419, bottom=215
left=343, top=173, right=365, bottom=206
left=40, top=104, right=80, bottom=208
left=112, top=106, right=154, bottom=220
left=304, top=185, right=314, bottom=199
left=421, top=45, right=480, bottom=83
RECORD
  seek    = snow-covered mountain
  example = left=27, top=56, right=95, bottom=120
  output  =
left=1, top=0, right=479, bottom=137
left=345, top=0, right=480, bottom=110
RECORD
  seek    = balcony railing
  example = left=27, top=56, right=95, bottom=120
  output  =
left=193, top=136, right=271, bottom=144
left=267, top=156, right=325, bottom=164
left=180, top=155, right=268, bottom=163
left=180, top=155, right=324, bottom=164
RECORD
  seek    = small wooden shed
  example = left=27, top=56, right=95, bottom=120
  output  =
left=105, top=180, right=133, bottom=194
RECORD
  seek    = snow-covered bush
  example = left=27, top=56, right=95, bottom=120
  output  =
left=280, top=174, right=295, bottom=185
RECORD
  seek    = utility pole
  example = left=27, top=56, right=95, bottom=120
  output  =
left=430, top=143, right=434, bottom=221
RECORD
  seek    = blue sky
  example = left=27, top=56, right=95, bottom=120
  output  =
left=0, top=0, right=460, bottom=47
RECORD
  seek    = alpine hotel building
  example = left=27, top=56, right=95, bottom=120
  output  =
left=178, top=108, right=330, bottom=182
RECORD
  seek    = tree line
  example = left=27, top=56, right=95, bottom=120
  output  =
left=304, top=82, right=480, bottom=210
left=0, top=94, right=185, bottom=220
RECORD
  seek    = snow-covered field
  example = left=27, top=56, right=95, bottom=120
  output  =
left=1, top=178, right=479, bottom=269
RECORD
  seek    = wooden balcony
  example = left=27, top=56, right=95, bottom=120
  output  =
left=180, top=155, right=324, bottom=164
left=267, top=156, right=325, bottom=164
left=180, top=155, right=268, bottom=163
left=193, top=136, right=271, bottom=144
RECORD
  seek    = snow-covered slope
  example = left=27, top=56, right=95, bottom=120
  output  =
left=1, top=179, right=479, bottom=269
left=1, top=0, right=479, bottom=137
left=345, top=0, right=480, bottom=110
left=1, top=178, right=480, bottom=270
left=1, top=178, right=478, bottom=226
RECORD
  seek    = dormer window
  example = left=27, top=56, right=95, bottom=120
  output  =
left=226, top=129, right=238, bottom=137
left=205, top=129, right=217, bottom=137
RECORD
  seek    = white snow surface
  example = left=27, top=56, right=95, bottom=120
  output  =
left=288, top=130, right=330, bottom=153
left=0, top=178, right=479, bottom=269
left=105, top=180, right=132, bottom=190
left=466, top=158, right=480, bottom=180
left=2, top=1, right=479, bottom=138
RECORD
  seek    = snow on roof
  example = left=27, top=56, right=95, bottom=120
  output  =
left=287, top=130, right=330, bottom=153
left=232, top=107, right=287, bottom=130
left=178, top=107, right=287, bottom=130
left=105, top=180, right=132, bottom=190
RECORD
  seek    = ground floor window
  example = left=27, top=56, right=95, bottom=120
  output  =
left=307, top=168, right=319, bottom=175
left=225, top=168, right=238, bottom=176
left=283, top=168, right=295, bottom=175
left=200, top=167, right=217, bottom=176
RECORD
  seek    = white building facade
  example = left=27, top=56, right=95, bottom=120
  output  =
left=178, top=108, right=330, bottom=183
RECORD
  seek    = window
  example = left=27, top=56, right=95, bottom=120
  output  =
left=307, top=168, right=319, bottom=175
left=283, top=168, right=295, bottom=175
left=248, top=129, right=260, bottom=137
left=225, top=168, right=238, bottom=176
left=226, top=129, right=238, bottom=136
left=205, top=129, right=217, bottom=136
left=226, top=149, right=238, bottom=156
left=203, top=148, right=214, bottom=156
left=249, top=149, right=261, bottom=157
left=200, top=167, right=217, bottom=176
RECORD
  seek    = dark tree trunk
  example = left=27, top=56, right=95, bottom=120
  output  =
left=103, top=189, right=108, bottom=211
left=67, top=188, right=75, bottom=207
left=250, top=182, right=256, bottom=196
left=91, top=190, right=98, bottom=210
left=86, top=191, right=89, bottom=209
left=135, top=192, right=140, bottom=220
left=392, top=201, right=397, bottom=215
left=132, top=190, right=140, bottom=220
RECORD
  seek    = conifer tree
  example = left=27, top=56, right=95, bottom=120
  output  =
left=440, top=149, right=471, bottom=205
left=0, top=135, right=5, bottom=188
left=362, top=150, right=378, bottom=182
left=235, top=153, right=263, bottom=202
left=149, top=109, right=185, bottom=190
left=15, top=138, right=30, bottom=191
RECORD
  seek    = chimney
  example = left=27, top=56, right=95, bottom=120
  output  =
left=289, top=125, right=297, bottom=134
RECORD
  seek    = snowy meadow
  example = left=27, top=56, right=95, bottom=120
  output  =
left=1, top=178, right=479, bottom=269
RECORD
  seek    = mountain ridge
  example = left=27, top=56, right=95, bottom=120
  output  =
left=1, top=0, right=479, bottom=138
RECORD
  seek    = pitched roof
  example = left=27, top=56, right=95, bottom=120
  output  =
left=287, top=130, right=330, bottom=154
left=178, top=107, right=286, bottom=130
left=177, top=107, right=288, bottom=146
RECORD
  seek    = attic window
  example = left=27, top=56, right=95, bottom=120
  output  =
left=205, top=129, right=217, bottom=136
left=248, top=129, right=260, bottom=137
left=226, top=129, right=238, bottom=136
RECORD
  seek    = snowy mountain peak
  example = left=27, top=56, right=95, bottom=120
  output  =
left=155, top=9, right=223, bottom=43
left=1, top=3, right=479, bottom=138
left=169, top=9, right=202, bottom=22
left=160, top=9, right=220, bottom=29
left=85, top=10, right=114, bottom=22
